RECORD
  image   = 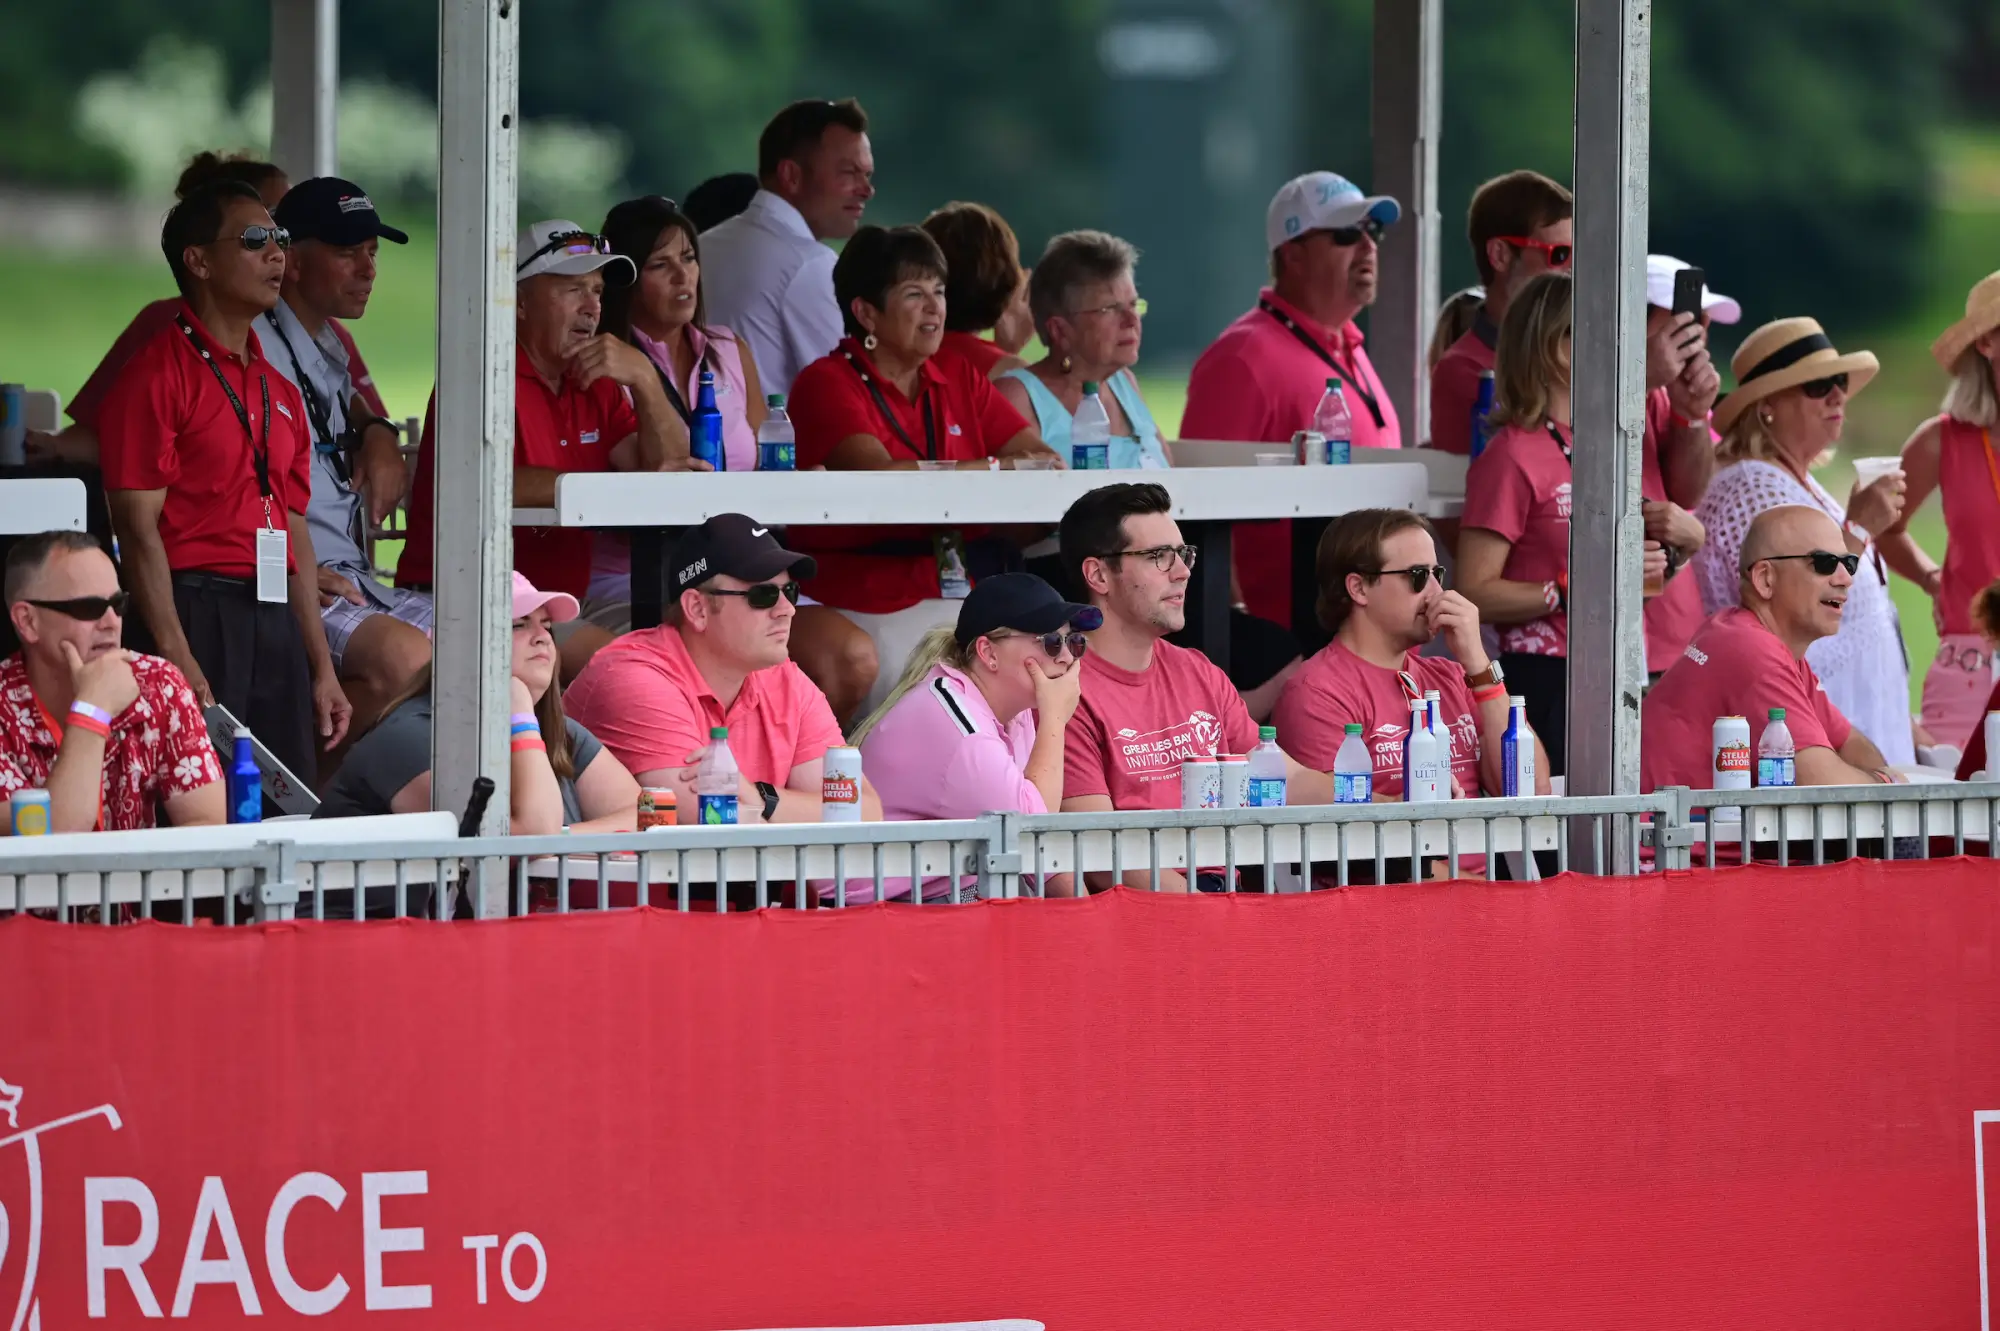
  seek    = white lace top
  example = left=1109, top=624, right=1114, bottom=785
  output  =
left=1691, top=460, right=1913, bottom=765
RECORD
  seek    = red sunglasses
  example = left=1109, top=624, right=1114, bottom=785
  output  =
left=1497, top=235, right=1573, bottom=268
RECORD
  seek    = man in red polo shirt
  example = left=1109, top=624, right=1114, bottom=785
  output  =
left=395, top=218, right=700, bottom=664
left=1180, top=171, right=1403, bottom=631
left=564, top=513, right=881, bottom=823
left=1642, top=507, right=1898, bottom=791
left=99, top=180, right=350, bottom=781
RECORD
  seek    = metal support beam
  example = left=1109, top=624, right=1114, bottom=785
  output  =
left=269, top=0, right=339, bottom=180
left=1369, top=0, right=1442, bottom=446
left=432, top=0, right=518, bottom=901
left=1567, top=0, right=1650, bottom=850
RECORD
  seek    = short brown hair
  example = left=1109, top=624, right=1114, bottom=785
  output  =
left=832, top=225, right=949, bottom=340
left=921, top=202, right=1022, bottom=334
left=757, top=98, right=869, bottom=182
left=1467, top=170, right=1573, bottom=285
left=1314, top=509, right=1438, bottom=633
left=1487, top=271, right=1572, bottom=432
left=1028, top=230, right=1140, bottom=343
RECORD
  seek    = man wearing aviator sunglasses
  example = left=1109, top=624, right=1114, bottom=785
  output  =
left=1642, top=506, right=1901, bottom=792
left=2, top=531, right=225, bottom=833
left=566, top=513, right=883, bottom=825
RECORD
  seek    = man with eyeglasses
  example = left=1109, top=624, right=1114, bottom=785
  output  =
left=565, top=514, right=882, bottom=823
left=259, top=176, right=434, bottom=737
left=1273, top=508, right=1549, bottom=799
left=396, top=219, right=701, bottom=649
left=98, top=179, right=351, bottom=783
left=1055, top=484, right=1332, bottom=891
left=1, top=531, right=224, bottom=833
left=1181, top=172, right=1403, bottom=633
left=1642, top=506, right=1901, bottom=791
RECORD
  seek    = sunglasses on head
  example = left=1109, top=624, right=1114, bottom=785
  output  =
left=221, top=225, right=290, bottom=252
left=1497, top=235, right=1573, bottom=267
left=1374, top=564, right=1447, bottom=593
left=518, top=229, right=612, bottom=271
left=705, top=580, right=801, bottom=610
left=1800, top=373, right=1849, bottom=399
left=1762, top=550, right=1860, bottom=577
left=27, top=592, right=129, bottom=620
left=1326, top=217, right=1388, bottom=247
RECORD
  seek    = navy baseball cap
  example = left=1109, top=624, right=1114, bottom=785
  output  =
left=671, top=513, right=816, bottom=591
left=954, top=573, right=1101, bottom=645
left=273, top=177, right=410, bottom=246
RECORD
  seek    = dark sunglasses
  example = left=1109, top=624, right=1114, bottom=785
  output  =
left=1374, top=564, right=1448, bottom=593
left=221, top=225, right=290, bottom=252
left=1762, top=550, right=1860, bottom=577
left=1498, top=235, right=1573, bottom=267
left=705, top=581, right=801, bottom=610
left=1114, top=544, right=1198, bottom=572
left=1800, top=373, right=1849, bottom=399
left=27, top=592, right=129, bottom=620
left=1326, top=217, right=1388, bottom=247
left=518, top=229, right=611, bottom=271
left=1033, top=630, right=1090, bottom=660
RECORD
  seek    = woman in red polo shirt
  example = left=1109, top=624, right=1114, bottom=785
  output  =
left=787, top=225, right=1057, bottom=619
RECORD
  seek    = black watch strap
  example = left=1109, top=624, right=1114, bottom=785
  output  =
left=755, top=781, right=780, bottom=823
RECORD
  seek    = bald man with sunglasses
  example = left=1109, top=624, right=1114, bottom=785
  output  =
left=2, top=531, right=223, bottom=833
left=1642, top=505, right=1901, bottom=791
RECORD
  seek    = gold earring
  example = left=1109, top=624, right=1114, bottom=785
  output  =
left=864, top=334, right=877, bottom=351
left=1060, top=354, right=1072, bottom=374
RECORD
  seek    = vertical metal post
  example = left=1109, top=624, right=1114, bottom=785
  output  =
left=1369, top=0, right=1442, bottom=446
left=269, top=0, right=340, bottom=180
left=433, top=0, right=518, bottom=907
left=1566, top=0, right=1650, bottom=867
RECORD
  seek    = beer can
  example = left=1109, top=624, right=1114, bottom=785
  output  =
left=637, top=786, right=677, bottom=830
left=1179, top=757, right=1222, bottom=811
left=1292, top=430, right=1327, bottom=466
left=10, top=787, right=52, bottom=836
left=1216, top=754, right=1249, bottom=809
left=821, top=746, right=863, bottom=823
left=0, top=383, right=24, bottom=467
left=1711, top=715, right=1752, bottom=791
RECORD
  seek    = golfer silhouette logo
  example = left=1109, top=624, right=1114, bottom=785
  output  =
left=0, top=1074, right=124, bottom=1331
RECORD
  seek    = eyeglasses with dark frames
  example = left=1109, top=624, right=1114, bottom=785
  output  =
left=1758, top=550, right=1860, bottom=577
left=26, top=593, right=129, bottom=620
left=1800, top=373, right=1849, bottom=399
left=1496, top=235, right=1573, bottom=267
left=1111, top=544, right=1198, bottom=572
left=704, top=581, right=801, bottom=610
left=1373, top=564, right=1448, bottom=593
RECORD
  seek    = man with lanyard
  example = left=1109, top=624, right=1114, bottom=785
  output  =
left=1181, top=171, right=1403, bottom=633
left=99, top=179, right=351, bottom=782
left=261, top=176, right=433, bottom=735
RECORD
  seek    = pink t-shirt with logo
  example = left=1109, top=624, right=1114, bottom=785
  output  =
left=1639, top=606, right=1853, bottom=793
left=1063, top=640, right=1259, bottom=810
left=1462, top=420, right=1573, bottom=657
left=1272, top=641, right=1482, bottom=797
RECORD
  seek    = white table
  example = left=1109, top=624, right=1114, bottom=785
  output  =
left=0, top=476, right=86, bottom=535
left=0, top=811, right=458, bottom=912
left=1170, top=439, right=1468, bottom=520
left=514, top=464, right=1430, bottom=672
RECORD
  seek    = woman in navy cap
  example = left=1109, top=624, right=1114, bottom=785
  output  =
left=851, top=572, right=1093, bottom=823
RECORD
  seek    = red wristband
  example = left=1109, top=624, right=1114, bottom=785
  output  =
left=1670, top=408, right=1711, bottom=430
left=1471, top=684, right=1507, bottom=705
left=510, top=735, right=547, bottom=754
left=65, top=711, right=111, bottom=739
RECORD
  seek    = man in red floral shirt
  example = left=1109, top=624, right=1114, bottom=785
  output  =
left=2, top=532, right=223, bottom=832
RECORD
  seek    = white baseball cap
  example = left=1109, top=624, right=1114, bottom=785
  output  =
left=1645, top=255, right=1741, bottom=324
left=1265, top=172, right=1401, bottom=252
left=515, top=219, right=636, bottom=285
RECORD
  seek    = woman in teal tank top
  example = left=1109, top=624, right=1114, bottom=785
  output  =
left=996, top=230, right=1171, bottom=470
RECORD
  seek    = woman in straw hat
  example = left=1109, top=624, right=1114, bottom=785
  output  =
left=1691, top=317, right=1913, bottom=765
left=1872, top=271, right=2000, bottom=753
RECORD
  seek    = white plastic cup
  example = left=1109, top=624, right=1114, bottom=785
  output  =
left=1850, top=456, right=1904, bottom=490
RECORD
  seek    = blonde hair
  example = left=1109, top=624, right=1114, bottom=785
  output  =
left=848, top=626, right=974, bottom=747
left=1486, top=271, right=1571, bottom=432
left=1427, top=287, right=1485, bottom=371
left=1716, top=405, right=1787, bottom=467
left=1943, top=347, right=2000, bottom=429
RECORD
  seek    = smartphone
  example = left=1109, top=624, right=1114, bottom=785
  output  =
left=1670, top=266, right=1706, bottom=319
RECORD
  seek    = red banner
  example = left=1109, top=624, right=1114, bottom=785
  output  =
left=7, top=860, right=2000, bottom=1328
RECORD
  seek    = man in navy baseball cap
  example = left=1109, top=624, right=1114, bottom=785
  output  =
left=272, top=176, right=411, bottom=246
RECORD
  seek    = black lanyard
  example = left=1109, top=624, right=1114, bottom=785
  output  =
left=843, top=349, right=939, bottom=460
left=1258, top=299, right=1387, bottom=429
left=261, top=311, right=357, bottom=492
left=1544, top=420, right=1572, bottom=462
left=176, top=314, right=275, bottom=512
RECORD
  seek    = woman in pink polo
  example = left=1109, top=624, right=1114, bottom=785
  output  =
left=853, top=573, right=1092, bottom=827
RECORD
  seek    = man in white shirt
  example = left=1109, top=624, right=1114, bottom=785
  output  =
left=698, top=98, right=875, bottom=394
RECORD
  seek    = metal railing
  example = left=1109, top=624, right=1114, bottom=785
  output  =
left=7, top=782, right=1999, bottom=924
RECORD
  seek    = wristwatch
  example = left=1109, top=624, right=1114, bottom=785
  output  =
left=1463, top=659, right=1506, bottom=690
left=756, top=781, right=781, bottom=823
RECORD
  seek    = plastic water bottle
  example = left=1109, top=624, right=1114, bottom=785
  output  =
left=1245, top=725, right=1288, bottom=806
left=1470, top=370, right=1497, bottom=459
left=1334, top=722, right=1372, bottom=803
left=1425, top=689, right=1452, bottom=791
left=1312, top=377, right=1353, bottom=465
left=757, top=393, right=796, bottom=470
left=692, top=369, right=726, bottom=471
left=227, top=726, right=261, bottom=824
left=1071, top=381, right=1111, bottom=470
left=1757, top=707, right=1796, bottom=787
left=1402, top=697, right=1444, bottom=803
left=696, top=725, right=740, bottom=824
left=1502, top=695, right=1535, bottom=797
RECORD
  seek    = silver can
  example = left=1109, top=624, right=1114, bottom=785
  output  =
left=821, top=746, right=863, bottom=822
left=1179, top=757, right=1222, bottom=811
left=1292, top=430, right=1327, bottom=466
left=1216, top=754, right=1249, bottom=809
left=1711, top=715, right=1752, bottom=791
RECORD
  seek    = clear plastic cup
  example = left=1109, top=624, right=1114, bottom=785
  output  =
left=1012, top=456, right=1059, bottom=470
left=916, top=460, right=957, bottom=471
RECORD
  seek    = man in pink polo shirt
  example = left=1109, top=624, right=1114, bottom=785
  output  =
left=563, top=513, right=883, bottom=824
left=1642, top=507, right=1898, bottom=791
left=1058, top=483, right=1333, bottom=892
left=1181, top=172, right=1403, bottom=629
left=1274, top=508, right=1550, bottom=798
